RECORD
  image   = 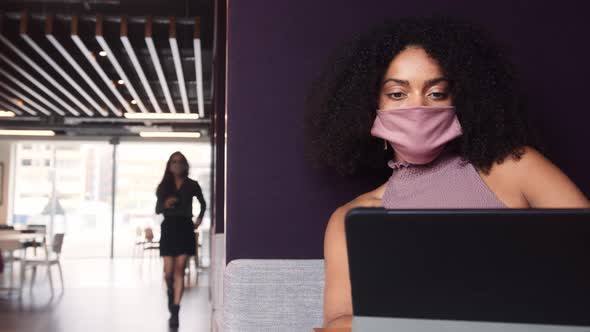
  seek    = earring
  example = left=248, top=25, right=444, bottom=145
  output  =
left=383, top=140, right=388, bottom=151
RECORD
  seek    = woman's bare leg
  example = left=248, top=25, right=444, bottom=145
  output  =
left=163, top=256, right=175, bottom=290
left=172, top=254, right=189, bottom=304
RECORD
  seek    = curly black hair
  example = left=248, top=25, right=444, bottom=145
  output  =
left=305, top=16, right=536, bottom=176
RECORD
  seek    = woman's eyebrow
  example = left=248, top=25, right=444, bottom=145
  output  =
left=382, top=77, right=449, bottom=88
left=424, top=77, right=449, bottom=88
left=382, top=78, right=409, bottom=86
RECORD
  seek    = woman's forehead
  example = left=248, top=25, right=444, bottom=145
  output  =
left=384, top=47, right=444, bottom=82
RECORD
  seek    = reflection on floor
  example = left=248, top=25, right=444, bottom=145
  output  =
left=0, top=258, right=211, bottom=332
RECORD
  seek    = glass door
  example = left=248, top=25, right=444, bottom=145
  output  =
left=113, top=142, right=211, bottom=258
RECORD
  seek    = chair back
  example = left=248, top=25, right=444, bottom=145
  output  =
left=144, top=227, right=155, bottom=242
left=52, top=233, right=65, bottom=255
left=27, top=224, right=47, bottom=242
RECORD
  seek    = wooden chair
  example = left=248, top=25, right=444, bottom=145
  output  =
left=143, top=227, right=160, bottom=258
left=133, top=226, right=147, bottom=257
left=20, top=224, right=47, bottom=257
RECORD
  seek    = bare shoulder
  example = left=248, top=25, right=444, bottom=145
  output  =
left=328, top=184, right=386, bottom=227
left=323, top=183, right=386, bottom=326
left=324, top=185, right=385, bottom=252
left=488, top=146, right=589, bottom=207
left=490, top=146, right=548, bottom=171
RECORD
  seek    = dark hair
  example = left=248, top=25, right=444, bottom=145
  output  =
left=305, top=16, right=536, bottom=176
left=156, top=151, right=190, bottom=197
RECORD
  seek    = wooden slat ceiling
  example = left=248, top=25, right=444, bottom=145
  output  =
left=0, top=5, right=212, bottom=137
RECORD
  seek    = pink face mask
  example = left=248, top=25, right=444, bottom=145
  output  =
left=370, top=106, right=462, bottom=165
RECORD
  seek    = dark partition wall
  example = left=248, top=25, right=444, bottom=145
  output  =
left=224, top=0, right=590, bottom=262
left=212, top=0, right=226, bottom=234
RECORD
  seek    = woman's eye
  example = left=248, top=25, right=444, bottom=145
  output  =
left=429, top=92, right=448, bottom=100
left=387, top=92, right=406, bottom=100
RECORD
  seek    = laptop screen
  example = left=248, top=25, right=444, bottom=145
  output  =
left=345, top=209, right=590, bottom=329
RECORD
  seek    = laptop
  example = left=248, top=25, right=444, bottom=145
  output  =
left=345, top=208, right=590, bottom=332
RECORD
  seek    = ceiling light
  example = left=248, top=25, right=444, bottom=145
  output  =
left=0, top=130, right=55, bottom=136
left=125, top=113, right=199, bottom=120
left=130, top=99, right=137, bottom=105
left=0, top=111, right=16, bottom=117
left=139, top=132, right=201, bottom=138
left=99, top=50, right=107, bottom=57
left=117, top=79, right=125, bottom=85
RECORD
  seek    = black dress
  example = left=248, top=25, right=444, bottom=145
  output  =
left=156, top=178, right=206, bottom=257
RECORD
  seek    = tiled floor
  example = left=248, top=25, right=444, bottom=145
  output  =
left=0, top=258, right=211, bottom=332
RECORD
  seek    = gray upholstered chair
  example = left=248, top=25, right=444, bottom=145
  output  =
left=222, top=259, right=325, bottom=332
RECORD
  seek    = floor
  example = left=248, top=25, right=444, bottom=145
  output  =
left=0, top=257, right=211, bottom=332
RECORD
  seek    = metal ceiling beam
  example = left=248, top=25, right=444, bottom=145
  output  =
left=4, top=12, right=198, bottom=25
left=0, top=54, right=79, bottom=116
left=0, top=100, right=24, bottom=116
left=0, top=67, right=66, bottom=116
left=0, top=81, right=51, bottom=116
left=45, top=15, right=121, bottom=117
left=64, top=116, right=210, bottom=125
left=0, top=90, right=38, bottom=116
left=0, top=36, right=86, bottom=116
left=19, top=11, right=101, bottom=117
left=0, top=14, right=80, bottom=117
left=95, top=15, right=149, bottom=113
left=169, top=16, right=190, bottom=114
left=146, top=16, right=176, bottom=113
left=120, top=16, right=162, bottom=113
left=70, top=16, right=134, bottom=115
left=193, top=17, right=204, bottom=118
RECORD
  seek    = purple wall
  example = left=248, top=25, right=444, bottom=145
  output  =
left=225, top=0, right=590, bottom=262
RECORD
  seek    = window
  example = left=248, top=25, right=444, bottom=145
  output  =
left=10, top=141, right=211, bottom=260
left=12, top=142, right=114, bottom=258
left=58, top=175, right=81, bottom=182
left=56, top=159, right=79, bottom=168
left=57, top=145, right=77, bottom=151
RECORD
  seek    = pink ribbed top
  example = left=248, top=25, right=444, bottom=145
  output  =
left=382, top=153, right=506, bottom=209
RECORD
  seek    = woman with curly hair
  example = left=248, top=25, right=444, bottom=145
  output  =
left=305, top=16, right=590, bottom=328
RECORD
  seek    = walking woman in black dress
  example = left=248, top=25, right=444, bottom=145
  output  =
left=155, top=151, right=206, bottom=328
